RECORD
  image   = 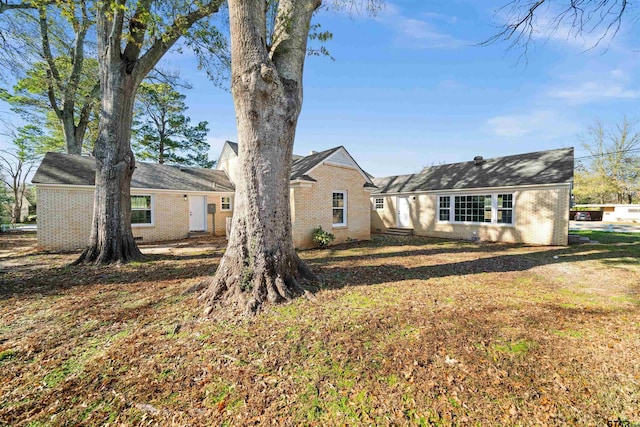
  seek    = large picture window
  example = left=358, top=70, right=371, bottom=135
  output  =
left=438, top=193, right=514, bottom=225
left=454, top=195, right=491, bottom=223
left=333, top=191, right=347, bottom=226
left=131, top=195, right=152, bottom=225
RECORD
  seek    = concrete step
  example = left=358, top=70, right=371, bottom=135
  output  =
left=383, top=227, right=414, bottom=236
left=188, top=231, right=210, bottom=238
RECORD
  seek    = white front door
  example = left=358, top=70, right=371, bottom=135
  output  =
left=189, top=195, right=206, bottom=231
left=397, top=196, right=411, bottom=228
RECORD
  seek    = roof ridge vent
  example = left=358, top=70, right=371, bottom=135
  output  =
left=473, top=156, right=484, bottom=165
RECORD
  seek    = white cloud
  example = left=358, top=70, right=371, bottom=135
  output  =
left=547, top=69, right=640, bottom=105
left=486, top=110, right=579, bottom=139
left=553, top=81, right=639, bottom=104
left=376, top=3, right=467, bottom=49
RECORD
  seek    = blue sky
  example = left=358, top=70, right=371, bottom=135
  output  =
left=2, top=0, right=638, bottom=178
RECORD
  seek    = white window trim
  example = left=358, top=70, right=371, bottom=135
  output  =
left=374, top=197, right=384, bottom=210
left=131, top=194, right=154, bottom=227
left=438, top=195, right=450, bottom=222
left=437, top=192, right=515, bottom=226
left=221, top=196, right=233, bottom=211
left=496, top=193, right=514, bottom=224
left=333, top=190, right=347, bottom=227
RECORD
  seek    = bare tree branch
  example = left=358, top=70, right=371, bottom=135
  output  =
left=482, top=0, right=631, bottom=58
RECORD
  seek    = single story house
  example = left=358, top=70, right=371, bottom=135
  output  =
left=371, top=148, right=574, bottom=246
left=33, top=145, right=575, bottom=251
left=32, top=142, right=375, bottom=250
left=33, top=152, right=235, bottom=250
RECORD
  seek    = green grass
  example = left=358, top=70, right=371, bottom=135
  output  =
left=0, top=349, right=16, bottom=363
left=491, top=339, right=537, bottom=356
left=2, top=233, right=640, bottom=426
left=570, top=230, right=639, bottom=245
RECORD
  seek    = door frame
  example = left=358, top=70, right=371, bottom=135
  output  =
left=189, top=195, right=207, bottom=232
left=396, top=196, right=411, bottom=228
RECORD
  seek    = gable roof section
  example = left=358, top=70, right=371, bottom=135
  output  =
left=217, top=142, right=375, bottom=187
left=290, top=147, right=341, bottom=181
left=33, top=152, right=235, bottom=192
left=292, top=146, right=375, bottom=187
left=224, top=141, right=238, bottom=155
left=373, top=147, right=574, bottom=194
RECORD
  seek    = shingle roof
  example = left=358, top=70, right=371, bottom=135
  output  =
left=32, top=152, right=235, bottom=192
left=221, top=141, right=335, bottom=181
left=290, top=147, right=342, bottom=181
left=372, top=147, right=574, bottom=194
left=225, top=141, right=239, bottom=155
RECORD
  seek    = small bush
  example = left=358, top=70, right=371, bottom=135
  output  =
left=312, top=226, right=335, bottom=248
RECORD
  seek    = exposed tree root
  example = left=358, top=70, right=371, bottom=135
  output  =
left=72, top=239, right=144, bottom=266
left=200, top=250, right=318, bottom=317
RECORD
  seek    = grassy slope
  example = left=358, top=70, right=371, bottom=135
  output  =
left=1, top=233, right=638, bottom=426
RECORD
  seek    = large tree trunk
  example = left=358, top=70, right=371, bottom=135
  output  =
left=201, top=0, right=319, bottom=316
left=74, top=61, right=143, bottom=264
left=73, top=0, right=222, bottom=264
left=61, top=113, right=83, bottom=155
left=11, top=194, right=21, bottom=223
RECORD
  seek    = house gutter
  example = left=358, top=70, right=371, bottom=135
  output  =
left=372, top=182, right=573, bottom=197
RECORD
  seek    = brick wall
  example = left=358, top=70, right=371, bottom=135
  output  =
left=131, top=192, right=189, bottom=242
left=37, top=186, right=94, bottom=250
left=206, top=194, right=234, bottom=236
left=291, top=163, right=371, bottom=249
left=37, top=186, right=235, bottom=251
left=371, top=185, right=571, bottom=246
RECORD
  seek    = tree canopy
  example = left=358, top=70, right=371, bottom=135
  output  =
left=0, top=125, right=40, bottom=223
left=133, top=82, right=214, bottom=168
left=573, top=117, right=640, bottom=204
left=0, top=0, right=100, bottom=154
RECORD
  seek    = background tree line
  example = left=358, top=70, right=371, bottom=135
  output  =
left=573, top=117, right=639, bottom=205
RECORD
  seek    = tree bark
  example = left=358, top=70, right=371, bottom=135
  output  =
left=74, top=63, right=143, bottom=264
left=74, top=4, right=143, bottom=264
left=201, top=0, right=320, bottom=316
left=74, top=0, right=222, bottom=264
left=11, top=188, right=22, bottom=223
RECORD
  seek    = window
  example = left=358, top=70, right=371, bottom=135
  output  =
left=438, top=196, right=450, bottom=221
left=333, top=191, right=347, bottom=226
left=454, top=195, right=491, bottom=223
left=221, top=196, right=232, bottom=211
left=131, top=195, right=152, bottom=225
left=439, top=193, right=514, bottom=225
left=374, top=198, right=384, bottom=210
left=497, top=194, right=513, bottom=224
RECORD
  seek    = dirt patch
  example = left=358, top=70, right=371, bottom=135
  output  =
left=1, top=233, right=638, bottom=426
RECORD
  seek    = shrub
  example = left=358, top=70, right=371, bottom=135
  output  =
left=312, top=226, right=335, bottom=248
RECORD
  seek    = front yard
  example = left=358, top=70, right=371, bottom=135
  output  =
left=1, top=232, right=638, bottom=426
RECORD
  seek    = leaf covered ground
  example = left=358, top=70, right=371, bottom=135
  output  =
left=1, top=231, right=639, bottom=426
